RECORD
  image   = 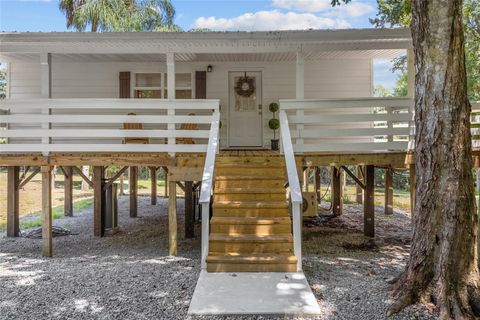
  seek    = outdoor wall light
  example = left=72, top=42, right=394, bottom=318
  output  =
left=207, top=65, right=213, bottom=73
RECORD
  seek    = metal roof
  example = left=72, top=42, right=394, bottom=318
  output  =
left=0, top=29, right=412, bottom=56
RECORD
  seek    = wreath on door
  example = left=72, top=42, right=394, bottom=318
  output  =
left=234, top=74, right=255, bottom=97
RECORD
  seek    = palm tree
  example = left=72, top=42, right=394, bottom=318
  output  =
left=59, top=0, right=179, bottom=32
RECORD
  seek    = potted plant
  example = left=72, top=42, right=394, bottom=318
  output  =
left=268, top=102, right=280, bottom=150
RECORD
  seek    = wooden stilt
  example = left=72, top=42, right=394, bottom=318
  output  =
left=150, top=166, right=157, bottom=205
left=163, top=167, right=169, bottom=197
left=7, top=166, right=20, bottom=237
left=42, top=166, right=53, bottom=257
left=93, top=166, right=104, bottom=237
left=129, top=166, right=138, bottom=218
left=64, top=166, right=73, bottom=217
left=332, top=166, right=343, bottom=216
left=356, top=166, right=364, bottom=204
left=119, top=174, right=125, bottom=196
left=168, top=180, right=177, bottom=256
left=185, top=181, right=194, bottom=238
left=384, top=168, right=393, bottom=215
left=409, top=164, right=416, bottom=219
left=303, top=168, right=308, bottom=191
left=364, top=165, right=375, bottom=237
left=314, top=167, right=321, bottom=201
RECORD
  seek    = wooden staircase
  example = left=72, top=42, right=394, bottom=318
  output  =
left=206, top=154, right=297, bottom=272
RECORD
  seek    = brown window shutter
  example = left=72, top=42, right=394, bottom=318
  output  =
left=195, top=71, right=207, bottom=99
left=119, top=72, right=131, bottom=98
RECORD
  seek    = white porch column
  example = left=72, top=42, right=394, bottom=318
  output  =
left=295, top=52, right=305, bottom=99
left=40, top=52, right=52, bottom=154
left=166, top=53, right=176, bottom=147
left=295, top=52, right=305, bottom=147
left=407, top=49, right=415, bottom=99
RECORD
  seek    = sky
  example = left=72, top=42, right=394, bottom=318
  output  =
left=0, top=0, right=403, bottom=90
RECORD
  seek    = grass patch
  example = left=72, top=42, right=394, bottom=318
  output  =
left=0, top=198, right=93, bottom=232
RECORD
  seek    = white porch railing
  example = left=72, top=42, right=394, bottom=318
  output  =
left=280, top=98, right=480, bottom=154
left=0, top=98, right=220, bottom=154
left=199, top=112, right=220, bottom=270
left=279, top=111, right=303, bottom=272
left=280, top=97, right=414, bottom=153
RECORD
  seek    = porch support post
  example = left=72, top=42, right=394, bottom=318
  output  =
left=93, top=166, right=105, bottom=237
left=166, top=53, right=176, bottom=156
left=7, top=166, right=20, bottom=237
left=314, top=167, right=321, bottom=202
left=150, top=166, right=157, bottom=205
left=168, top=180, right=177, bottom=256
left=185, top=181, right=194, bottom=238
left=64, top=166, right=73, bottom=217
left=332, top=166, right=343, bottom=216
left=407, top=49, right=415, bottom=99
left=41, top=166, right=53, bottom=257
left=356, top=166, right=364, bottom=204
left=129, top=166, right=138, bottom=218
left=364, top=165, right=375, bottom=237
left=384, top=168, right=393, bottom=215
left=40, top=52, right=52, bottom=155
left=295, top=52, right=305, bottom=99
left=409, top=164, right=416, bottom=219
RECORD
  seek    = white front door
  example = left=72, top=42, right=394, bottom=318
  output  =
left=228, top=71, right=263, bottom=147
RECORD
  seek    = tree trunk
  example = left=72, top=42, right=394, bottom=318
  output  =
left=389, top=0, right=480, bottom=318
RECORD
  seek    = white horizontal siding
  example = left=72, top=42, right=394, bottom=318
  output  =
left=8, top=57, right=373, bottom=148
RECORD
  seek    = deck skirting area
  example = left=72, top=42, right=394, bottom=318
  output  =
left=188, top=271, right=321, bottom=316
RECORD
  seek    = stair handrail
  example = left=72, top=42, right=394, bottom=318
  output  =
left=279, top=110, right=303, bottom=272
left=199, top=111, right=220, bottom=270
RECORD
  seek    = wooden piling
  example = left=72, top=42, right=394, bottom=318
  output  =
left=41, top=166, right=53, bottom=257
left=409, top=164, right=416, bottom=219
left=7, top=166, right=20, bottom=237
left=314, top=167, right=321, bottom=201
left=163, top=167, right=168, bottom=197
left=168, top=180, right=177, bottom=256
left=64, top=166, right=73, bottom=217
left=384, top=168, right=393, bottom=215
left=364, top=165, right=375, bottom=237
left=332, top=166, right=343, bottom=216
left=185, top=181, right=194, bottom=238
left=356, top=166, right=364, bottom=204
left=93, top=166, right=104, bottom=237
left=150, top=166, right=157, bottom=205
left=129, top=166, right=138, bottom=218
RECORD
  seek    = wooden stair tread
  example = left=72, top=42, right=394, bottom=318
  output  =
left=209, top=233, right=293, bottom=242
left=211, top=217, right=291, bottom=225
left=213, top=201, right=289, bottom=209
left=206, top=253, right=297, bottom=264
left=215, top=175, right=285, bottom=181
left=214, top=188, right=285, bottom=194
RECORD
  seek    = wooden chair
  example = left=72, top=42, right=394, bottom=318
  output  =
left=165, top=113, right=198, bottom=145
left=123, top=112, right=149, bottom=144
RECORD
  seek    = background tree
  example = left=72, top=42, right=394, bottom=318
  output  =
left=59, top=0, right=179, bottom=32
left=369, top=0, right=479, bottom=101
left=0, top=63, right=6, bottom=99
left=333, top=0, right=480, bottom=317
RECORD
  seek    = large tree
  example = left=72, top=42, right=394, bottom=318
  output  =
left=333, top=0, right=480, bottom=317
left=59, top=0, right=179, bottom=32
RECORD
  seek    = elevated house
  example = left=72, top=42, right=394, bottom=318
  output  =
left=1, top=29, right=479, bottom=276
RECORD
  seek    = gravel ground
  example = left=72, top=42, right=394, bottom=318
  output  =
left=0, top=196, right=437, bottom=320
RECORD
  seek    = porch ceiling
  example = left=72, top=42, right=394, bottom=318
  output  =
left=0, top=49, right=405, bottom=64
left=0, top=29, right=412, bottom=57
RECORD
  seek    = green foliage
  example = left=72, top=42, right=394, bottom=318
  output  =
left=268, top=118, right=280, bottom=131
left=0, top=63, right=6, bottom=99
left=269, top=102, right=279, bottom=113
left=59, top=0, right=180, bottom=32
left=373, top=85, right=393, bottom=97
left=366, top=0, right=480, bottom=101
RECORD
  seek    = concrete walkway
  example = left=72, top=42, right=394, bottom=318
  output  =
left=188, top=271, right=321, bottom=316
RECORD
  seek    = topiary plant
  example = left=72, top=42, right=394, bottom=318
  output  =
left=269, top=102, right=280, bottom=150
